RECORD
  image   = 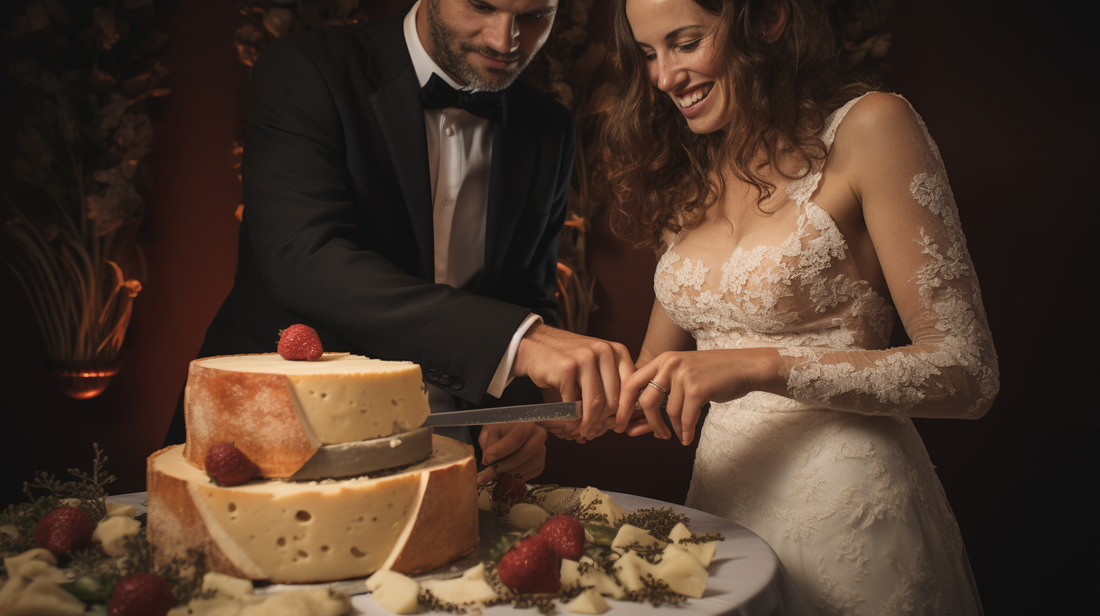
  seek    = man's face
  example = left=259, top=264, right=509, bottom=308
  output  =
left=420, top=0, right=559, bottom=91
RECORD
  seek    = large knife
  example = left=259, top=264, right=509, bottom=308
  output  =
left=420, top=400, right=582, bottom=427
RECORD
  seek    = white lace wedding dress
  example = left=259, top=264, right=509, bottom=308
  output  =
left=654, top=94, right=998, bottom=615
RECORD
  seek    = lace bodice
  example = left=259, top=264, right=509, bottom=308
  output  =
left=655, top=93, right=999, bottom=419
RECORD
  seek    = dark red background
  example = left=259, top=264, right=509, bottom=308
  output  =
left=1, top=1, right=1090, bottom=612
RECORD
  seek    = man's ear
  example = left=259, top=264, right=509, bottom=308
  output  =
left=760, top=0, right=790, bottom=43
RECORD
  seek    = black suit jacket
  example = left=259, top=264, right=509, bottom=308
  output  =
left=164, top=9, right=573, bottom=445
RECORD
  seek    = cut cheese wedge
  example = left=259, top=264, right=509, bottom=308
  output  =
left=148, top=436, right=477, bottom=583
left=182, top=353, right=430, bottom=478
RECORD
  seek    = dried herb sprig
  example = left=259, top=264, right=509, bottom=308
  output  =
left=615, top=542, right=666, bottom=565
left=678, top=531, right=725, bottom=545
left=625, top=574, right=688, bottom=607
left=620, top=507, right=690, bottom=542
left=555, top=494, right=609, bottom=527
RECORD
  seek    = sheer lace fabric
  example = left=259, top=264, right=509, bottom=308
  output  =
left=656, top=94, right=995, bottom=615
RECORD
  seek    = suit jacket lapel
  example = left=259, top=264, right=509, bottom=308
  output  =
left=483, top=92, right=536, bottom=288
left=366, top=11, right=435, bottom=281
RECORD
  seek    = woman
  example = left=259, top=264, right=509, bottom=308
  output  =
left=604, top=0, right=998, bottom=613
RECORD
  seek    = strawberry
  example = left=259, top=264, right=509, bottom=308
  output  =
left=108, top=572, right=177, bottom=616
left=277, top=324, right=323, bottom=361
left=34, top=506, right=93, bottom=556
left=204, top=442, right=258, bottom=486
left=497, top=535, right=561, bottom=594
left=492, top=474, right=527, bottom=505
left=539, top=515, right=585, bottom=560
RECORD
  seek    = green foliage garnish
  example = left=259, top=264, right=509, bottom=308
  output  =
left=0, top=443, right=116, bottom=559
left=0, top=444, right=208, bottom=607
left=62, top=575, right=115, bottom=603
left=579, top=522, right=617, bottom=546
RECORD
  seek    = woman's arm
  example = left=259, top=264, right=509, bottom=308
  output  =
left=635, top=299, right=696, bottom=369
left=777, top=93, right=999, bottom=419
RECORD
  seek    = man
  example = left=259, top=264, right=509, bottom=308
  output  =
left=164, top=0, right=632, bottom=480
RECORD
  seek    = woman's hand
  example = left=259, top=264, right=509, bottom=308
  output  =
left=616, top=348, right=784, bottom=445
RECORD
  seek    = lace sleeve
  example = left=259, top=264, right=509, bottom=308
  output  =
left=779, top=94, right=999, bottom=419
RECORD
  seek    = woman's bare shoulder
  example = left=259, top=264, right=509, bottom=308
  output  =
left=834, top=92, right=923, bottom=148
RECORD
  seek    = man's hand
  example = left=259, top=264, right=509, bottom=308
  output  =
left=512, top=324, right=634, bottom=440
left=477, top=422, right=548, bottom=482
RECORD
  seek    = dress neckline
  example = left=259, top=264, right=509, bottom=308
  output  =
left=658, top=92, right=892, bottom=311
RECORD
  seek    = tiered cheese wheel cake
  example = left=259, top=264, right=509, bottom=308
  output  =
left=147, top=353, right=479, bottom=583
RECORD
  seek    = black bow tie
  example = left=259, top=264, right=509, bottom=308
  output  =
left=420, top=73, right=502, bottom=120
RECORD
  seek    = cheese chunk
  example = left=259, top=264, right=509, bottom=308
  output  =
left=560, top=556, right=625, bottom=599
left=576, top=488, right=626, bottom=525
left=420, top=563, right=498, bottom=606
left=3, top=549, right=57, bottom=579
left=202, top=572, right=257, bottom=601
left=566, top=589, right=610, bottom=614
left=366, top=570, right=421, bottom=614
left=93, top=516, right=141, bottom=557
left=611, top=524, right=667, bottom=552
left=507, top=503, right=550, bottom=531
left=668, top=522, right=718, bottom=567
left=0, top=578, right=85, bottom=616
left=610, top=551, right=648, bottom=593
left=650, top=545, right=707, bottom=598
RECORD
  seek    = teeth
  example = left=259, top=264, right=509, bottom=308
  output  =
left=675, top=85, right=711, bottom=108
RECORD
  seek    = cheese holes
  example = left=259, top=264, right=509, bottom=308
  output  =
left=296, top=510, right=312, bottom=522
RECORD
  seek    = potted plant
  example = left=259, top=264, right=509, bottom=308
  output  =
left=3, top=0, right=168, bottom=398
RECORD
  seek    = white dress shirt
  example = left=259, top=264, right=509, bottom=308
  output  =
left=403, top=3, right=541, bottom=417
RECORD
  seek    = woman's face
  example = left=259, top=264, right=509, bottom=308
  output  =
left=626, top=0, right=728, bottom=134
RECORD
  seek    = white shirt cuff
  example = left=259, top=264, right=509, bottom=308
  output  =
left=486, top=313, right=543, bottom=398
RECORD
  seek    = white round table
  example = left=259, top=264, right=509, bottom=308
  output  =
left=351, top=491, right=814, bottom=616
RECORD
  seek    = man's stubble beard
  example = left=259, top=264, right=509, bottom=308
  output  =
left=424, top=0, right=537, bottom=92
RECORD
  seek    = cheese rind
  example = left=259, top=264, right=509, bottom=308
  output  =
left=148, top=436, right=478, bottom=583
left=182, top=353, right=430, bottom=478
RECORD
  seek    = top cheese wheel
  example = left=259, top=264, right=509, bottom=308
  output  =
left=182, top=353, right=430, bottom=478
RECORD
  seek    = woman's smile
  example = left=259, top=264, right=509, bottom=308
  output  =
left=673, top=83, right=713, bottom=115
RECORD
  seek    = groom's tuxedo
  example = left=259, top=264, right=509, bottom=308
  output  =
left=165, top=8, right=573, bottom=444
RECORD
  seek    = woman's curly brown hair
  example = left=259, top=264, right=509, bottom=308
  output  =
left=604, top=0, right=878, bottom=251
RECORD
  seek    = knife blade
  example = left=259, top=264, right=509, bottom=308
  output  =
left=420, top=400, right=582, bottom=427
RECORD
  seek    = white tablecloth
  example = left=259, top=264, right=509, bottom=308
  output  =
left=110, top=491, right=814, bottom=615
